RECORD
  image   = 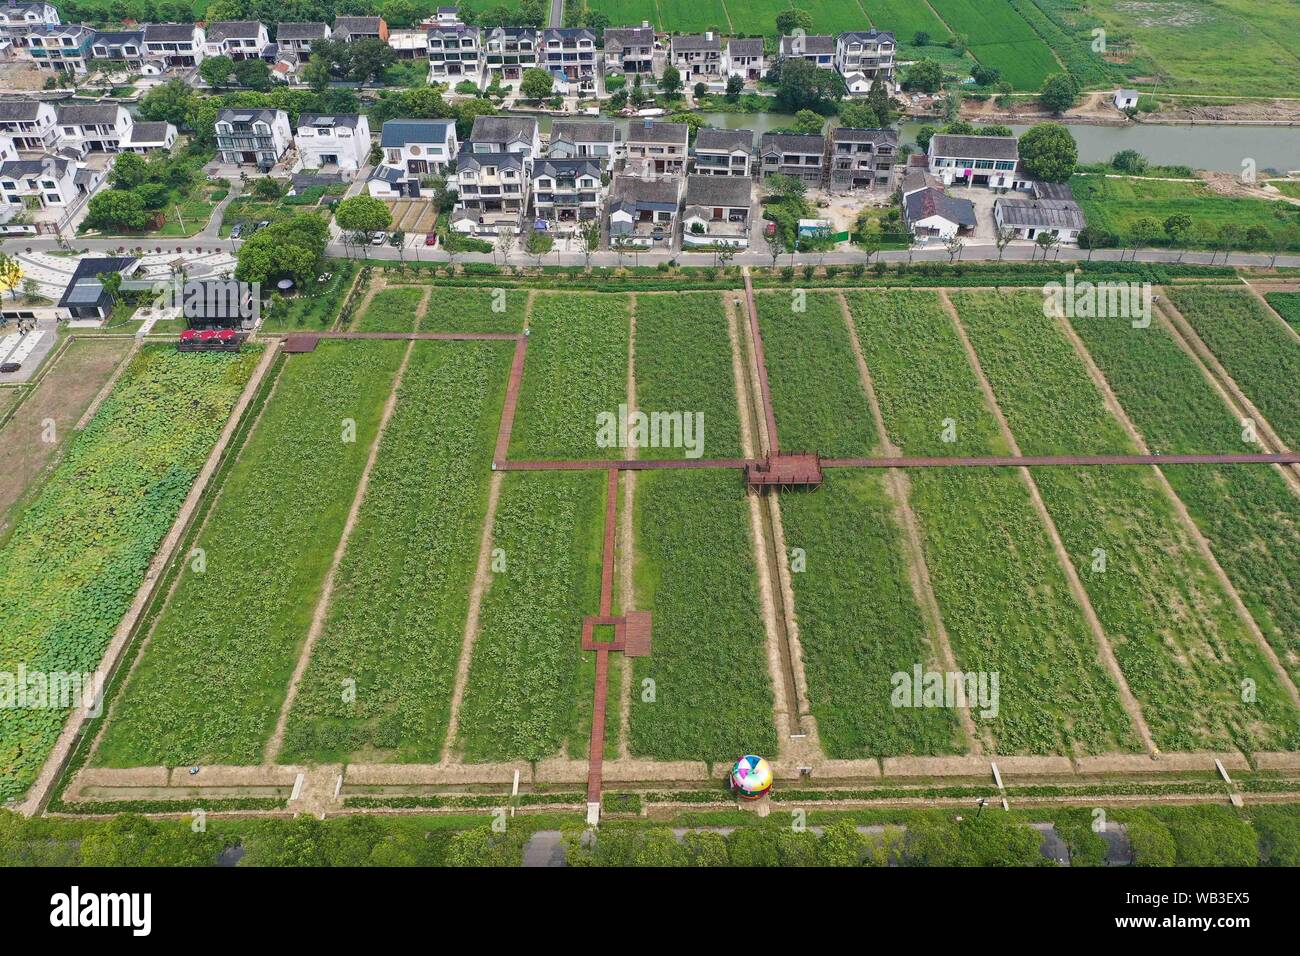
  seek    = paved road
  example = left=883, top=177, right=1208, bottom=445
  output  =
left=549, top=0, right=563, bottom=28
left=6, top=234, right=1300, bottom=271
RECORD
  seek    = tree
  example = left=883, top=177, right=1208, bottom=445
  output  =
left=943, top=233, right=964, bottom=262
left=775, top=57, right=845, bottom=111
left=660, top=64, right=682, bottom=99
left=84, top=190, right=148, bottom=232
left=0, top=254, right=22, bottom=301
left=765, top=227, right=785, bottom=268
left=109, top=151, right=149, bottom=190
left=858, top=229, right=881, bottom=265
left=902, top=58, right=942, bottom=93
left=302, top=56, right=332, bottom=94
left=724, top=74, right=743, bottom=102
left=775, top=8, right=813, bottom=35
left=1017, top=122, right=1078, bottom=183
left=1110, top=149, right=1148, bottom=175
left=792, top=109, right=824, bottom=135
left=251, top=176, right=286, bottom=200
left=520, top=67, right=553, bottom=101
left=525, top=228, right=554, bottom=268
left=233, top=57, right=271, bottom=91
left=578, top=218, right=601, bottom=268
left=235, top=213, right=329, bottom=286
left=995, top=225, right=1015, bottom=260
left=138, top=78, right=196, bottom=127
left=496, top=227, right=517, bottom=267
left=1128, top=216, right=1161, bottom=261
left=913, top=31, right=930, bottom=46
left=79, top=814, right=218, bottom=867
left=199, top=55, right=234, bottom=89
left=1039, top=72, right=1079, bottom=114
left=914, top=124, right=938, bottom=152
left=865, top=79, right=894, bottom=126
left=335, top=195, right=391, bottom=241
left=970, top=64, right=1000, bottom=87
left=1035, top=230, right=1061, bottom=261
left=382, top=0, right=417, bottom=27
left=693, top=81, right=707, bottom=100
left=1163, top=213, right=1193, bottom=261
left=350, top=37, right=397, bottom=82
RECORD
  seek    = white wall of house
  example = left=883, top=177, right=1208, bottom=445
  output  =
left=297, top=116, right=371, bottom=174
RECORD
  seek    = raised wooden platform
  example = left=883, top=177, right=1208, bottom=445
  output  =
left=282, top=334, right=320, bottom=353
left=745, top=453, right=823, bottom=490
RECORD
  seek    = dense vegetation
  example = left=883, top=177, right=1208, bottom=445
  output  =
left=353, top=287, right=423, bottom=333
left=416, top=286, right=528, bottom=333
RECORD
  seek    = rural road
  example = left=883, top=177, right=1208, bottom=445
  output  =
left=548, top=0, right=563, bottom=28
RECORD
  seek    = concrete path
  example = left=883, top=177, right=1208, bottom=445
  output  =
left=200, top=181, right=243, bottom=239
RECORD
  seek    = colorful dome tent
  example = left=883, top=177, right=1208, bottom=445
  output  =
left=730, top=755, right=773, bottom=800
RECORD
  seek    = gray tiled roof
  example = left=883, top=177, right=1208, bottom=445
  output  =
left=672, top=33, right=721, bottom=52
left=470, top=114, right=538, bottom=144
left=761, top=132, right=824, bottom=154
left=550, top=119, right=616, bottom=144
left=128, top=121, right=172, bottom=143
left=380, top=118, right=453, bottom=147
left=996, top=197, right=1085, bottom=230
left=904, top=187, right=976, bottom=227
left=727, top=38, right=763, bottom=57
left=143, top=22, right=198, bottom=42
left=55, top=103, right=121, bottom=125
left=626, top=119, right=688, bottom=145
left=929, top=134, right=1019, bottom=161
left=685, top=173, right=751, bottom=207
left=0, top=99, right=44, bottom=121
left=780, top=34, right=834, bottom=55
left=695, top=127, right=752, bottom=152
left=207, top=21, right=263, bottom=41
left=276, top=22, right=328, bottom=40
left=610, top=174, right=681, bottom=211
left=833, top=127, right=897, bottom=146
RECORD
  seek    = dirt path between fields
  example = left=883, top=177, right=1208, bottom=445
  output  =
left=1244, top=282, right=1300, bottom=349
left=616, top=295, right=638, bottom=758
left=266, top=338, right=416, bottom=763
left=838, top=292, right=985, bottom=755
left=347, top=272, right=388, bottom=331
left=1053, top=308, right=1300, bottom=709
left=939, top=291, right=1158, bottom=757
left=412, top=285, right=433, bottom=331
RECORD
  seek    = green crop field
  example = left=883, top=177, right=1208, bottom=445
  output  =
left=847, top=291, right=1137, bottom=754
left=655, top=0, right=731, bottom=33
left=791, top=0, right=871, bottom=35
left=355, top=288, right=423, bottom=333
left=584, top=0, right=661, bottom=29
left=628, top=469, right=777, bottom=761
left=1069, top=311, right=1300, bottom=688
left=633, top=292, right=743, bottom=461
left=1266, top=293, right=1300, bottom=328
left=419, top=286, right=528, bottom=333
left=281, top=341, right=513, bottom=763
left=864, top=0, right=951, bottom=40
left=97, top=342, right=406, bottom=767
left=928, top=0, right=1061, bottom=89
left=509, top=293, right=630, bottom=461
left=1168, top=288, right=1300, bottom=450
left=755, top=291, right=876, bottom=457
left=455, top=470, right=607, bottom=761
left=956, top=291, right=1300, bottom=752
left=0, top=347, right=258, bottom=801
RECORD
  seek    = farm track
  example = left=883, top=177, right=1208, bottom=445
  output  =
left=499, top=452, right=1300, bottom=471
left=616, top=295, right=639, bottom=759
left=939, top=291, right=1158, bottom=756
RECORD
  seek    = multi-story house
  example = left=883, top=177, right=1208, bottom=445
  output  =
left=55, top=102, right=133, bottom=152
left=203, top=21, right=270, bottom=60
left=454, top=115, right=539, bottom=234
left=125, top=121, right=177, bottom=153
left=332, top=16, right=386, bottom=43
left=828, top=127, right=897, bottom=191
left=0, top=98, right=58, bottom=150
left=26, top=23, right=93, bottom=72
left=547, top=119, right=617, bottom=169
left=541, top=27, right=597, bottom=90
left=367, top=118, right=457, bottom=198
left=927, top=133, right=1026, bottom=190
left=0, top=3, right=59, bottom=27
left=142, top=22, right=205, bottom=67
left=624, top=118, right=687, bottom=176
left=434, top=6, right=462, bottom=26
left=669, top=32, right=721, bottom=80
left=531, top=157, right=601, bottom=227
left=724, top=38, right=763, bottom=83
left=682, top=173, right=751, bottom=248
left=759, top=132, right=825, bottom=184
left=387, top=28, right=428, bottom=59
left=778, top=33, right=834, bottom=69
left=276, top=22, right=328, bottom=58
left=608, top=174, right=680, bottom=248
left=214, top=107, right=291, bottom=170
left=89, top=29, right=144, bottom=67
left=296, top=112, right=370, bottom=176
left=0, top=133, right=18, bottom=164
left=427, top=23, right=480, bottom=83
left=835, top=30, right=895, bottom=92
left=603, top=23, right=654, bottom=77
left=483, top=26, right=538, bottom=84
left=693, top=127, right=752, bottom=177
left=0, top=155, right=79, bottom=209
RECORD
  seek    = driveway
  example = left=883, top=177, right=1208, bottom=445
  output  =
left=944, top=185, right=1000, bottom=243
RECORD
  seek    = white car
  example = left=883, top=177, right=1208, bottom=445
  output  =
left=371, top=232, right=388, bottom=245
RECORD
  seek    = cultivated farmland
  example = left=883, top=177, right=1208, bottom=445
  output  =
left=354, top=287, right=424, bottom=332
left=928, top=0, right=1061, bottom=89
left=418, top=285, right=529, bottom=333
left=0, top=346, right=259, bottom=800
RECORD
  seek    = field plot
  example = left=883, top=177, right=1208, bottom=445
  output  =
left=656, top=0, right=730, bottom=33
left=354, top=287, right=423, bottom=332
left=628, top=469, right=777, bottom=761
left=0, top=338, right=131, bottom=527
left=1086, top=0, right=1300, bottom=95
left=755, top=291, right=875, bottom=457
left=1071, top=177, right=1300, bottom=252
left=96, top=341, right=406, bottom=768
left=455, top=470, right=607, bottom=762
left=1069, top=312, right=1300, bottom=686
left=419, top=286, right=528, bottom=333
left=728, top=0, right=795, bottom=34
left=1266, top=293, right=1300, bottom=327
left=780, top=470, right=964, bottom=757
left=863, top=0, right=950, bottom=40
left=0, top=346, right=258, bottom=800
left=927, top=0, right=1061, bottom=89
left=956, top=291, right=1300, bottom=752
left=791, top=0, right=871, bottom=34
left=633, top=292, right=742, bottom=461
left=1167, top=288, right=1300, bottom=450
left=846, top=291, right=1137, bottom=754
left=584, top=0, right=661, bottom=30
left=281, top=340, right=513, bottom=763
left=508, top=293, right=630, bottom=461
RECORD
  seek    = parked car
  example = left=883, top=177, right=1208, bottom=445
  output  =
left=256, top=220, right=270, bottom=230
left=371, top=232, right=388, bottom=246
left=424, top=232, right=438, bottom=247
left=230, top=223, right=245, bottom=239
left=0, top=362, right=20, bottom=373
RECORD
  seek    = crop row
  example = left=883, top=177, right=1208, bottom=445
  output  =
left=508, top=293, right=630, bottom=460
left=354, top=287, right=423, bottom=333
left=420, top=286, right=528, bottom=333
left=0, top=346, right=259, bottom=800
left=955, top=291, right=1299, bottom=751
left=1265, top=293, right=1300, bottom=328
left=633, top=292, right=743, bottom=461
left=928, top=0, right=1060, bottom=89
left=1008, top=0, right=1114, bottom=87
left=281, top=340, right=514, bottom=763
left=847, top=291, right=1137, bottom=754
left=1068, top=311, right=1300, bottom=688
left=96, top=341, right=406, bottom=767
left=755, top=291, right=875, bottom=457
left=628, top=469, right=778, bottom=761
left=779, top=469, right=964, bottom=757
left=455, top=469, right=607, bottom=761
left=1167, top=288, right=1300, bottom=451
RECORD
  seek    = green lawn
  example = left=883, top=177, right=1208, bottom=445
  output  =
left=261, top=261, right=357, bottom=333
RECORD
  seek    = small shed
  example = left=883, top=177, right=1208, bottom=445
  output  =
left=1114, top=89, right=1140, bottom=110
left=745, top=453, right=823, bottom=490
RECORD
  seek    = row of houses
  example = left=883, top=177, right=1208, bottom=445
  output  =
left=664, top=29, right=896, bottom=93
left=0, top=97, right=174, bottom=220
